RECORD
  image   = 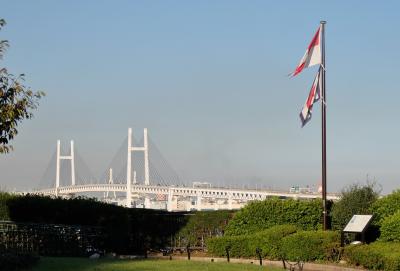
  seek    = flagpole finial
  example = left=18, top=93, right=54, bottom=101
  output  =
left=320, top=20, right=327, bottom=24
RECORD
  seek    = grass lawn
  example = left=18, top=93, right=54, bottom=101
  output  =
left=31, top=257, right=284, bottom=271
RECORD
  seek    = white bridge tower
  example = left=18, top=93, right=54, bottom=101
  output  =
left=126, top=128, right=150, bottom=207
left=55, top=140, right=75, bottom=196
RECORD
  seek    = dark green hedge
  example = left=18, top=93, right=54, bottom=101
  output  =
left=207, top=224, right=297, bottom=259
left=280, top=230, right=340, bottom=262
left=0, top=192, right=233, bottom=254
left=345, top=242, right=400, bottom=271
left=2, top=193, right=133, bottom=253
left=0, top=193, right=166, bottom=253
left=225, top=198, right=323, bottom=236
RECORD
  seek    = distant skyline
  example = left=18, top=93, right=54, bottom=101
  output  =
left=1, top=1, right=400, bottom=194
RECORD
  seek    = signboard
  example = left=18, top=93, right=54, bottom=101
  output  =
left=343, top=215, right=373, bottom=233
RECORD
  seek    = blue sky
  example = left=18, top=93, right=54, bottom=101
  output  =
left=1, top=1, right=399, bottom=193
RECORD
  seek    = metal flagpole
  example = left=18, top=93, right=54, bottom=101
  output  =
left=320, top=21, right=328, bottom=230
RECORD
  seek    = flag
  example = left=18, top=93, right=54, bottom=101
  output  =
left=300, top=67, right=322, bottom=127
left=290, top=26, right=322, bottom=77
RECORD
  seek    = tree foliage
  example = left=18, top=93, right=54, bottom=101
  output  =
left=0, top=19, right=44, bottom=153
left=331, top=183, right=379, bottom=230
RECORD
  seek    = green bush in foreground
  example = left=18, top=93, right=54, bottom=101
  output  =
left=372, top=189, right=400, bottom=226
left=225, top=198, right=322, bottom=236
left=207, top=225, right=297, bottom=259
left=280, top=230, right=340, bottom=262
left=345, top=242, right=400, bottom=271
left=380, top=210, right=400, bottom=241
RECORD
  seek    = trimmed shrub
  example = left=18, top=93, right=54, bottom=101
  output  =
left=225, top=198, right=322, bottom=236
left=372, top=189, right=400, bottom=226
left=345, top=242, right=400, bottom=271
left=207, top=224, right=297, bottom=259
left=251, top=224, right=298, bottom=259
left=380, top=210, right=400, bottom=241
left=206, top=234, right=252, bottom=258
left=279, top=230, right=340, bottom=262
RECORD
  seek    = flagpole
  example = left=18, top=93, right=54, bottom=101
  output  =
left=320, top=20, right=328, bottom=230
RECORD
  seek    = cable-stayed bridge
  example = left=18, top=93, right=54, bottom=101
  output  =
left=32, top=128, right=339, bottom=211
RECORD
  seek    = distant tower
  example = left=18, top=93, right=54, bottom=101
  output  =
left=126, top=128, right=150, bottom=207
left=55, top=140, right=75, bottom=196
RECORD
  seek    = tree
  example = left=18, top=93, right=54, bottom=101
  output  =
left=0, top=19, right=44, bottom=153
left=331, top=182, right=380, bottom=230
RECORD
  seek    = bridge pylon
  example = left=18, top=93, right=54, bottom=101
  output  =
left=56, top=140, right=75, bottom=196
left=126, top=128, right=150, bottom=207
left=104, top=168, right=117, bottom=199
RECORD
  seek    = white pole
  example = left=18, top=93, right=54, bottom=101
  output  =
left=109, top=168, right=113, bottom=184
left=228, top=194, right=233, bottom=210
left=105, top=168, right=112, bottom=198
left=56, top=140, right=60, bottom=196
left=197, top=195, right=202, bottom=211
left=70, top=140, right=75, bottom=186
left=143, top=128, right=150, bottom=186
left=126, top=128, right=132, bottom=207
left=167, top=188, right=173, bottom=212
left=111, top=167, right=116, bottom=199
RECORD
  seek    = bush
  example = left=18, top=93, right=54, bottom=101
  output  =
left=207, top=224, right=297, bottom=259
left=345, top=242, right=400, bottom=271
left=225, top=198, right=322, bottom=236
left=331, top=183, right=379, bottom=230
left=252, top=224, right=298, bottom=259
left=380, top=210, right=400, bottom=241
left=279, top=230, right=340, bottom=262
left=372, top=189, right=400, bottom=226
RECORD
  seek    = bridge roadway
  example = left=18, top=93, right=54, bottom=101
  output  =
left=33, top=184, right=339, bottom=211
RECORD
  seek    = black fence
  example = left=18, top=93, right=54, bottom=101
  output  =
left=0, top=221, right=103, bottom=256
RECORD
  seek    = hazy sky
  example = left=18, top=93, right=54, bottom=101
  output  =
left=1, top=1, right=399, bottom=194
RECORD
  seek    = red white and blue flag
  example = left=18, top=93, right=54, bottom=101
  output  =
left=290, top=26, right=322, bottom=77
left=300, top=67, right=322, bottom=127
